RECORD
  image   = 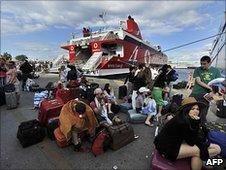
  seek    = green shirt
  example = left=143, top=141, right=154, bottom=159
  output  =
left=190, top=66, right=221, bottom=97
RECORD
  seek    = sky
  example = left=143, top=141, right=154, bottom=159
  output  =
left=1, top=1, right=225, bottom=63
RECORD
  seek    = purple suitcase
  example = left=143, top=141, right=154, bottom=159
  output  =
left=151, top=150, right=190, bottom=170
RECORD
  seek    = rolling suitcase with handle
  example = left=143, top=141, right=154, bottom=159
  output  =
left=118, top=85, right=127, bottom=99
left=5, top=91, right=17, bottom=109
left=38, top=98, right=64, bottom=126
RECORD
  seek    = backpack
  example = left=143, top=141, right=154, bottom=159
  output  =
left=91, top=128, right=111, bottom=156
left=170, top=69, right=179, bottom=82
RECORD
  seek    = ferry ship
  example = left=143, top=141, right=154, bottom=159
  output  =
left=210, top=12, right=226, bottom=77
left=60, top=15, right=167, bottom=77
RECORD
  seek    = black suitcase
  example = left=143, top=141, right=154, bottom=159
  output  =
left=0, top=86, right=6, bottom=106
left=216, top=100, right=226, bottom=118
left=17, top=119, right=45, bottom=147
left=46, top=117, right=59, bottom=140
left=118, top=85, right=127, bottom=99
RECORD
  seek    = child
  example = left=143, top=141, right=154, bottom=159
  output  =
left=142, top=92, right=157, bottom=127
left=135, top=87, right=147, bottom=113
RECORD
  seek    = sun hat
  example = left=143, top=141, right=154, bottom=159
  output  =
left=178, top=97, right=206, bottom=111
left=94, top=88, right=103, bottom=95
left=139, top=87, right=150, bottom=93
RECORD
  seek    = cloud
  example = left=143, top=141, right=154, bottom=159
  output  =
left=1, top=1, right=214, bottom=36
left=167, top=43, right=212, bottom=62
left=10, top=41, right=64, bottom=59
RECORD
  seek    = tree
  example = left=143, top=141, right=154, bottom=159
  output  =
left=15, top=54, right=28, bottom=61
left=2, top=52, right=12, bottom=61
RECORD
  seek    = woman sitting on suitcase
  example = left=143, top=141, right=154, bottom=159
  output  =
left=154, top=97, right=221, bottom=170
left=59, top=99, right=98, bottom=151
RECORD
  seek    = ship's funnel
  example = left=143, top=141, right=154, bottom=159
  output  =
left=126, top=16, right=142, bottom=39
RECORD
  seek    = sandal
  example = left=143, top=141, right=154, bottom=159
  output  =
left=145, top=122, right=154, bottom=127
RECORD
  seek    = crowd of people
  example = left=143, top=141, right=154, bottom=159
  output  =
left=53, top=55, right=224, bottom=170
left=1, top=55, right=225, bottom=170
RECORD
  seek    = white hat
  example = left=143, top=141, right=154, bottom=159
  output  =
left=94, top=88, right=103, bottom=95
left=139, top=87, right=150, bottom=93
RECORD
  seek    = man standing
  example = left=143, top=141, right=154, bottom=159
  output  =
left=190, top=56, right=221, bottom=123
left=19, top=60, right=33, bottom=91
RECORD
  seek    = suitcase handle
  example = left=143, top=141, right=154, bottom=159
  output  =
left=116, top=124, right=129, bottom=133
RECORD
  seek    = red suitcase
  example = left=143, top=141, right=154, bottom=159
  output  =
left=54, top=127, right=71, bottom=148
left=151, top=150, right=190, bottom=170
left=38, top=98, right=64, bottom=126
left=56, top=88, right=77, bottom=104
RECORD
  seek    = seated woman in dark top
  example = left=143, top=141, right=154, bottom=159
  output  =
left=154, top=97, right=221, bottom=170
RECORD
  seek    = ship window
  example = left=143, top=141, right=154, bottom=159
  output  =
left=110, top=51, right=116, bottom=55
left=103, top=52, right=108, bottom=56
left=101, top=43, right=117, bottom=49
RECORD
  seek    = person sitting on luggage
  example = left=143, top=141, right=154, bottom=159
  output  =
left=154, top=97, right=221, bottom=170
left=59, top=99, right=98, bottom=151
left=90, top=88, right=113, bottom=125
left=142, top=92, right=157, bottom=127
left=135, top=87, right=149, bottom=113
left=103, top=83, right=117, bottom=113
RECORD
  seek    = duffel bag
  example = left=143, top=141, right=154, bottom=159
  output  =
left=127, top=109, right=147, bottom=124
left=91, top=128, right=111, bottom=156
left=5, top=91, right=17, bottom=110
left=106, top=122, right=134, bottom=150
left=208, top=131, right=226, bottom=158
left=17, top=119, right=45, bottom=148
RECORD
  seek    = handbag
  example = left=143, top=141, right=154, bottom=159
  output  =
left=106, top=122, right=134, bottom=150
